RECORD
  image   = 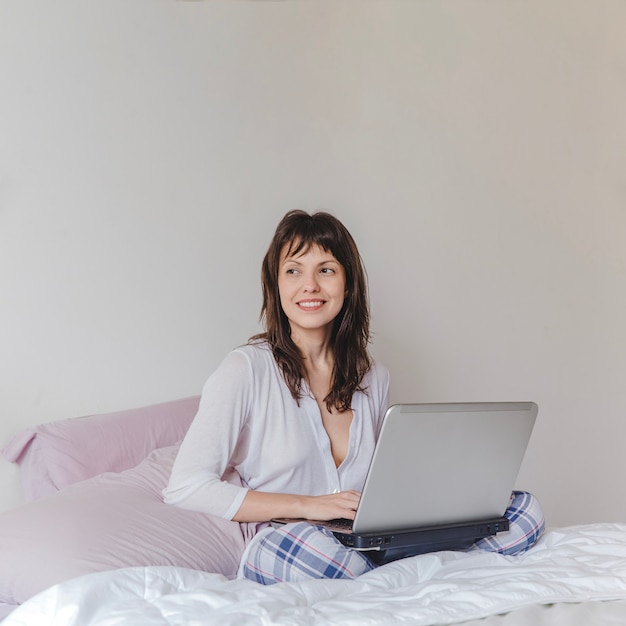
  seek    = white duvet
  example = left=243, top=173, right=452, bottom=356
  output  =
left=6, top=523, right=626, bottom=626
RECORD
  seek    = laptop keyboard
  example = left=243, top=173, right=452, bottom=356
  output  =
left=327, top=518, right=353, bottom=530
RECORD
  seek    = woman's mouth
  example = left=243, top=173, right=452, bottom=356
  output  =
left=297, top=300, right=325, bottom=311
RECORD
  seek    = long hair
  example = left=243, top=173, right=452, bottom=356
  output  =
left=251, top=210, right=372, bottom=412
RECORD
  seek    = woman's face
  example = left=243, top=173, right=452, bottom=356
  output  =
left=277, top=243, right=346, bottom=341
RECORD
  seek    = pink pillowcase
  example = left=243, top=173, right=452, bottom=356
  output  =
left=0, top=445, right=247, bottom=606
left=1, top=397, right=199, bottom=500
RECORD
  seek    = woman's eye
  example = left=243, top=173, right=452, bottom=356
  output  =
left=320, top=267, right=335, bottom=274
left=285, top=268, right=299, bottom=275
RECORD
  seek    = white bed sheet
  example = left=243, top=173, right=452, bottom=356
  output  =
left=460, top=599, right=626, bottom=626
left=5, top=523, right=626, bottom=626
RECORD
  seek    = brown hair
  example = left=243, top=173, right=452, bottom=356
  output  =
left=251, top=210, right=371, bottom=412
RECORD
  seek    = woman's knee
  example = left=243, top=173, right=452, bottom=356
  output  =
left=473, top=490, right=545, bottom=555
left=241, top=521, right=375, bottom=584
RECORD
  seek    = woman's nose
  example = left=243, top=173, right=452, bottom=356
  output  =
left=302, top=272, right=320, bottom=292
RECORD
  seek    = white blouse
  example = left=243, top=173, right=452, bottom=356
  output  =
left=162, top=341, right=390, bottom=520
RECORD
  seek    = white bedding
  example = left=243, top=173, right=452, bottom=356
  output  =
left=6, top=523, right=626, bottom=626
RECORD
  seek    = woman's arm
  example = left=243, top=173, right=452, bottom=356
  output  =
left=163, top=350, right=254, bottom=518
left=232, top=489, right=361, bottom=523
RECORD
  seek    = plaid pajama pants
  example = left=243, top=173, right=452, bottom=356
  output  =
left=241, top=490, right=545, bottom=585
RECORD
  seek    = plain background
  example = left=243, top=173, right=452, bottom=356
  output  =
left=1, top=0, right=624, bottom=527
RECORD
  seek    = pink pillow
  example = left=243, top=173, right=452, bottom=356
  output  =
left=0, top=445, right=246, bottom=606
left=1, top=397, right=199, bottom=500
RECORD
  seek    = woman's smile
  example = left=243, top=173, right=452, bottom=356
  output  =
left=297, top=299, right=326, bottom=311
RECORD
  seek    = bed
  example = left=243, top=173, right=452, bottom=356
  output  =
left=2, top=399, right=626, bottom=625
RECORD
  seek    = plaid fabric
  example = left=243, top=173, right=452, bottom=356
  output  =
left=242, top=491, right=544, bottom=584
left=242, top=521, right=375, bottom=585
left=472, top=490, right=545, bottom=556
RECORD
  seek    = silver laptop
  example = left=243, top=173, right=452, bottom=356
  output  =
left=273, top=402, right=537, bottom=563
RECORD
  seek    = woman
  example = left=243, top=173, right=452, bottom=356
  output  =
left=163, top=210, right=544, bottom=584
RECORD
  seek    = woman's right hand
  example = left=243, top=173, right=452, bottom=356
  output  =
left=232, top=489, right=361, bottom=523
left=299, top=490, right=361, bottom=521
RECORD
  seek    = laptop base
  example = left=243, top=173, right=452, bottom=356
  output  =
left=271, top=516, right=509, bottom=561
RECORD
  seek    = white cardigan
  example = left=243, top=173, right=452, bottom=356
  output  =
left=163, top=341, right=390, bottom=520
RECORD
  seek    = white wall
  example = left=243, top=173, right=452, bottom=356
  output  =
left=1, top=0, right=624, bottom=527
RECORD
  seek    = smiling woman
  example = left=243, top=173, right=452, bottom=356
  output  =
left=162, top=209, right=544, bottom=586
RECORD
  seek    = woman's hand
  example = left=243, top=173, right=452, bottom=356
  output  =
left=232, top=489, right=361, bottom=523
left=300, top=490, right=361, bottom=521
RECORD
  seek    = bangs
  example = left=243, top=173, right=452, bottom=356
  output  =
left=280, top=218, right=341, bottom=261
left=282, top=238, right=330, bottom=260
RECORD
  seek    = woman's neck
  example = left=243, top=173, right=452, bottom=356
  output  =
left=290, top=329, right=334, bottom=373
